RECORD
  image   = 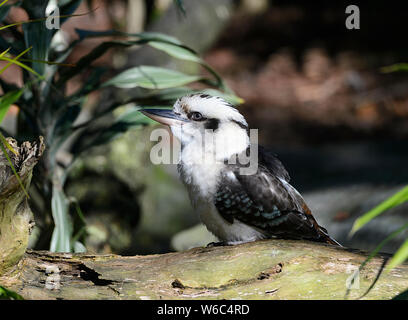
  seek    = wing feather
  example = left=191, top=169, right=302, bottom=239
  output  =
left=215, top=146, right=336, bottom=243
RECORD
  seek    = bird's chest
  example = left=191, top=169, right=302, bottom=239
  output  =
left=177, top=147, right=224, bottom=202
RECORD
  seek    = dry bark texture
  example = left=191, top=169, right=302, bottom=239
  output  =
left=0, top=137, right=45, bottom=277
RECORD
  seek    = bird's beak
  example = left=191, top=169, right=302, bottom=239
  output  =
left=140, top=108, right=188, bottom=126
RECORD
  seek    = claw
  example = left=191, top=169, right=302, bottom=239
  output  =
left=206, top=241, right=228, bottom=247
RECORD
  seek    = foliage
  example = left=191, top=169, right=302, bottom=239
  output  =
left=349, top=61, right=408, bottom=297
left=349, top=186, right=408, bottom=298
left=0, top=0, right=239, bottom=253
left=0, top=285, right=23, bottom=300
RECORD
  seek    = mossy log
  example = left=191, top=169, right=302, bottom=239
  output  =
left=0, top=137, right=44, bottom=277
left=1, top=240, right=407, bottom=300
left=0, top=138, right=407, bottom=300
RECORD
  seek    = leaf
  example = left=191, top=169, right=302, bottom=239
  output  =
left=56, top=40, right=138, bottom=86
left=73, top=241, right=86, bottom=253
left=75, top=28, right=182, bottom=45
left=148, top=41, right=202, bottom=64
left=386, top=238, right=408, bottom=272
left=103, top=65, right=204, bottom=89
left=393, top=289, right=408, bottom=300
left=381, top=63, right=408, bottom=73
left=0, top=46, right=32, bottom=74
left=0, top=0, right=10, bottom=7
left=0, top=89, right=23, bottom=123
left=344, top=222, right=408, bottom=299
left=50, top=186, right=72, bottom=252
left=0, top=1, right=11, bottom=22
left=0, top=53, right=43, bottom=78
left=23, top=21, right=53, bottom=75
left=0, top=285, right=24, bottom=300
left=350, top=186, right=408, bottom=235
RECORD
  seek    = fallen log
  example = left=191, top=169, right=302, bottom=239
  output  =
left=1, top=239, right=407, bottom=300
left=0, top=138, right=407, bottom=300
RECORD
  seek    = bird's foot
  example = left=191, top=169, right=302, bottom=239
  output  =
left=206, top=241, right=229, bottom=248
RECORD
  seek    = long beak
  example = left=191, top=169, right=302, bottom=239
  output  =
left=140, top=108, right=188, bottom=126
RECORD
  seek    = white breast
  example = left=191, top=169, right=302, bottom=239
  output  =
left=178, top=147, right=265, bottom=243
left=195, top=199, right=266, bottom=243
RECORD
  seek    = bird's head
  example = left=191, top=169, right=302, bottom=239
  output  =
left=141, top=94, right=249, bottom=160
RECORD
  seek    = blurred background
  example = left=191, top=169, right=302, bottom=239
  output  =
left=1, top=0, right=407, bottom=255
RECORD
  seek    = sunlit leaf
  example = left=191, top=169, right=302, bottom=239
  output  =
left=0, top=7, right=93, bottom=31
left=350, top=186, right=408, bottom=235
left=0, top=285, right=23, bottom=300
left=103, top=65, right=203, bottom=89
left=0, top=2, right=11, bottom=22
left=386, top=238, right=408, bottom=272
left=381, top=63, right=408, bottom=73
left=0, top=89, right=23, bottom=123
left=148, top=41, right=201, bottom=63
left=345, top=222, right=408, bottom=299
left=0, top=54, right=43, bottom=78
left=0, top=0, right=10, bottom=8
left=0, top=46, right=32, bottom=74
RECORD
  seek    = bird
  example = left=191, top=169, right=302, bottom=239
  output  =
left=141, top=93, right=341, bottom=247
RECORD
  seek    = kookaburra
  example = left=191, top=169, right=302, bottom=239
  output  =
left=141, top=94, right=341, bottom=246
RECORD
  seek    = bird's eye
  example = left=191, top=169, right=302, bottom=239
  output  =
left=190, top=112, right=205, bottom=121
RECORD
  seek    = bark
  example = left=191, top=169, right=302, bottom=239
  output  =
left=0, top=137, right=45, bottom=277
left=1, top=240, right=407, bottom=300
left=0, top=138, right=407, bottom=300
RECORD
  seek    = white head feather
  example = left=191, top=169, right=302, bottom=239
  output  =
left=170, top=94, right=249, bottom=162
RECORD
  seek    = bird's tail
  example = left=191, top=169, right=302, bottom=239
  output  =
left=318, top=226, right=343, bottom=247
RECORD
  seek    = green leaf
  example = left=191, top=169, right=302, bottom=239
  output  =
left=75, top=29, right=182, bottom=45
left=0, top=0, right=10, bottom=8
left=386, top=238, right=408, bottom=272
left=350, top=186, right=408, bottom=235
left=344, top=222, right=408, bottom=299
left=148, top=41, right=202, bottom=64
left=103, top=65, right=203, bottom=89
left=0, top=89, right=23, bottom=123
left=393, top=289, right=408, bottom=300
left=0, top=53, right=43, bottom=78
left=0, top=285, right=24, bottom=300
left=23, top=21, right=52, bottom=75
left=0, top=46, right=32, bottom=75
left=50, top=186, right=72, bottom=252
left=0, top=1, right=11, bottom=22
left=381, top=63, right=408, bottom=73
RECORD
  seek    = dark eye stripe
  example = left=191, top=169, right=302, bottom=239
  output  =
left=205, top=119, right=219, bottom=130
